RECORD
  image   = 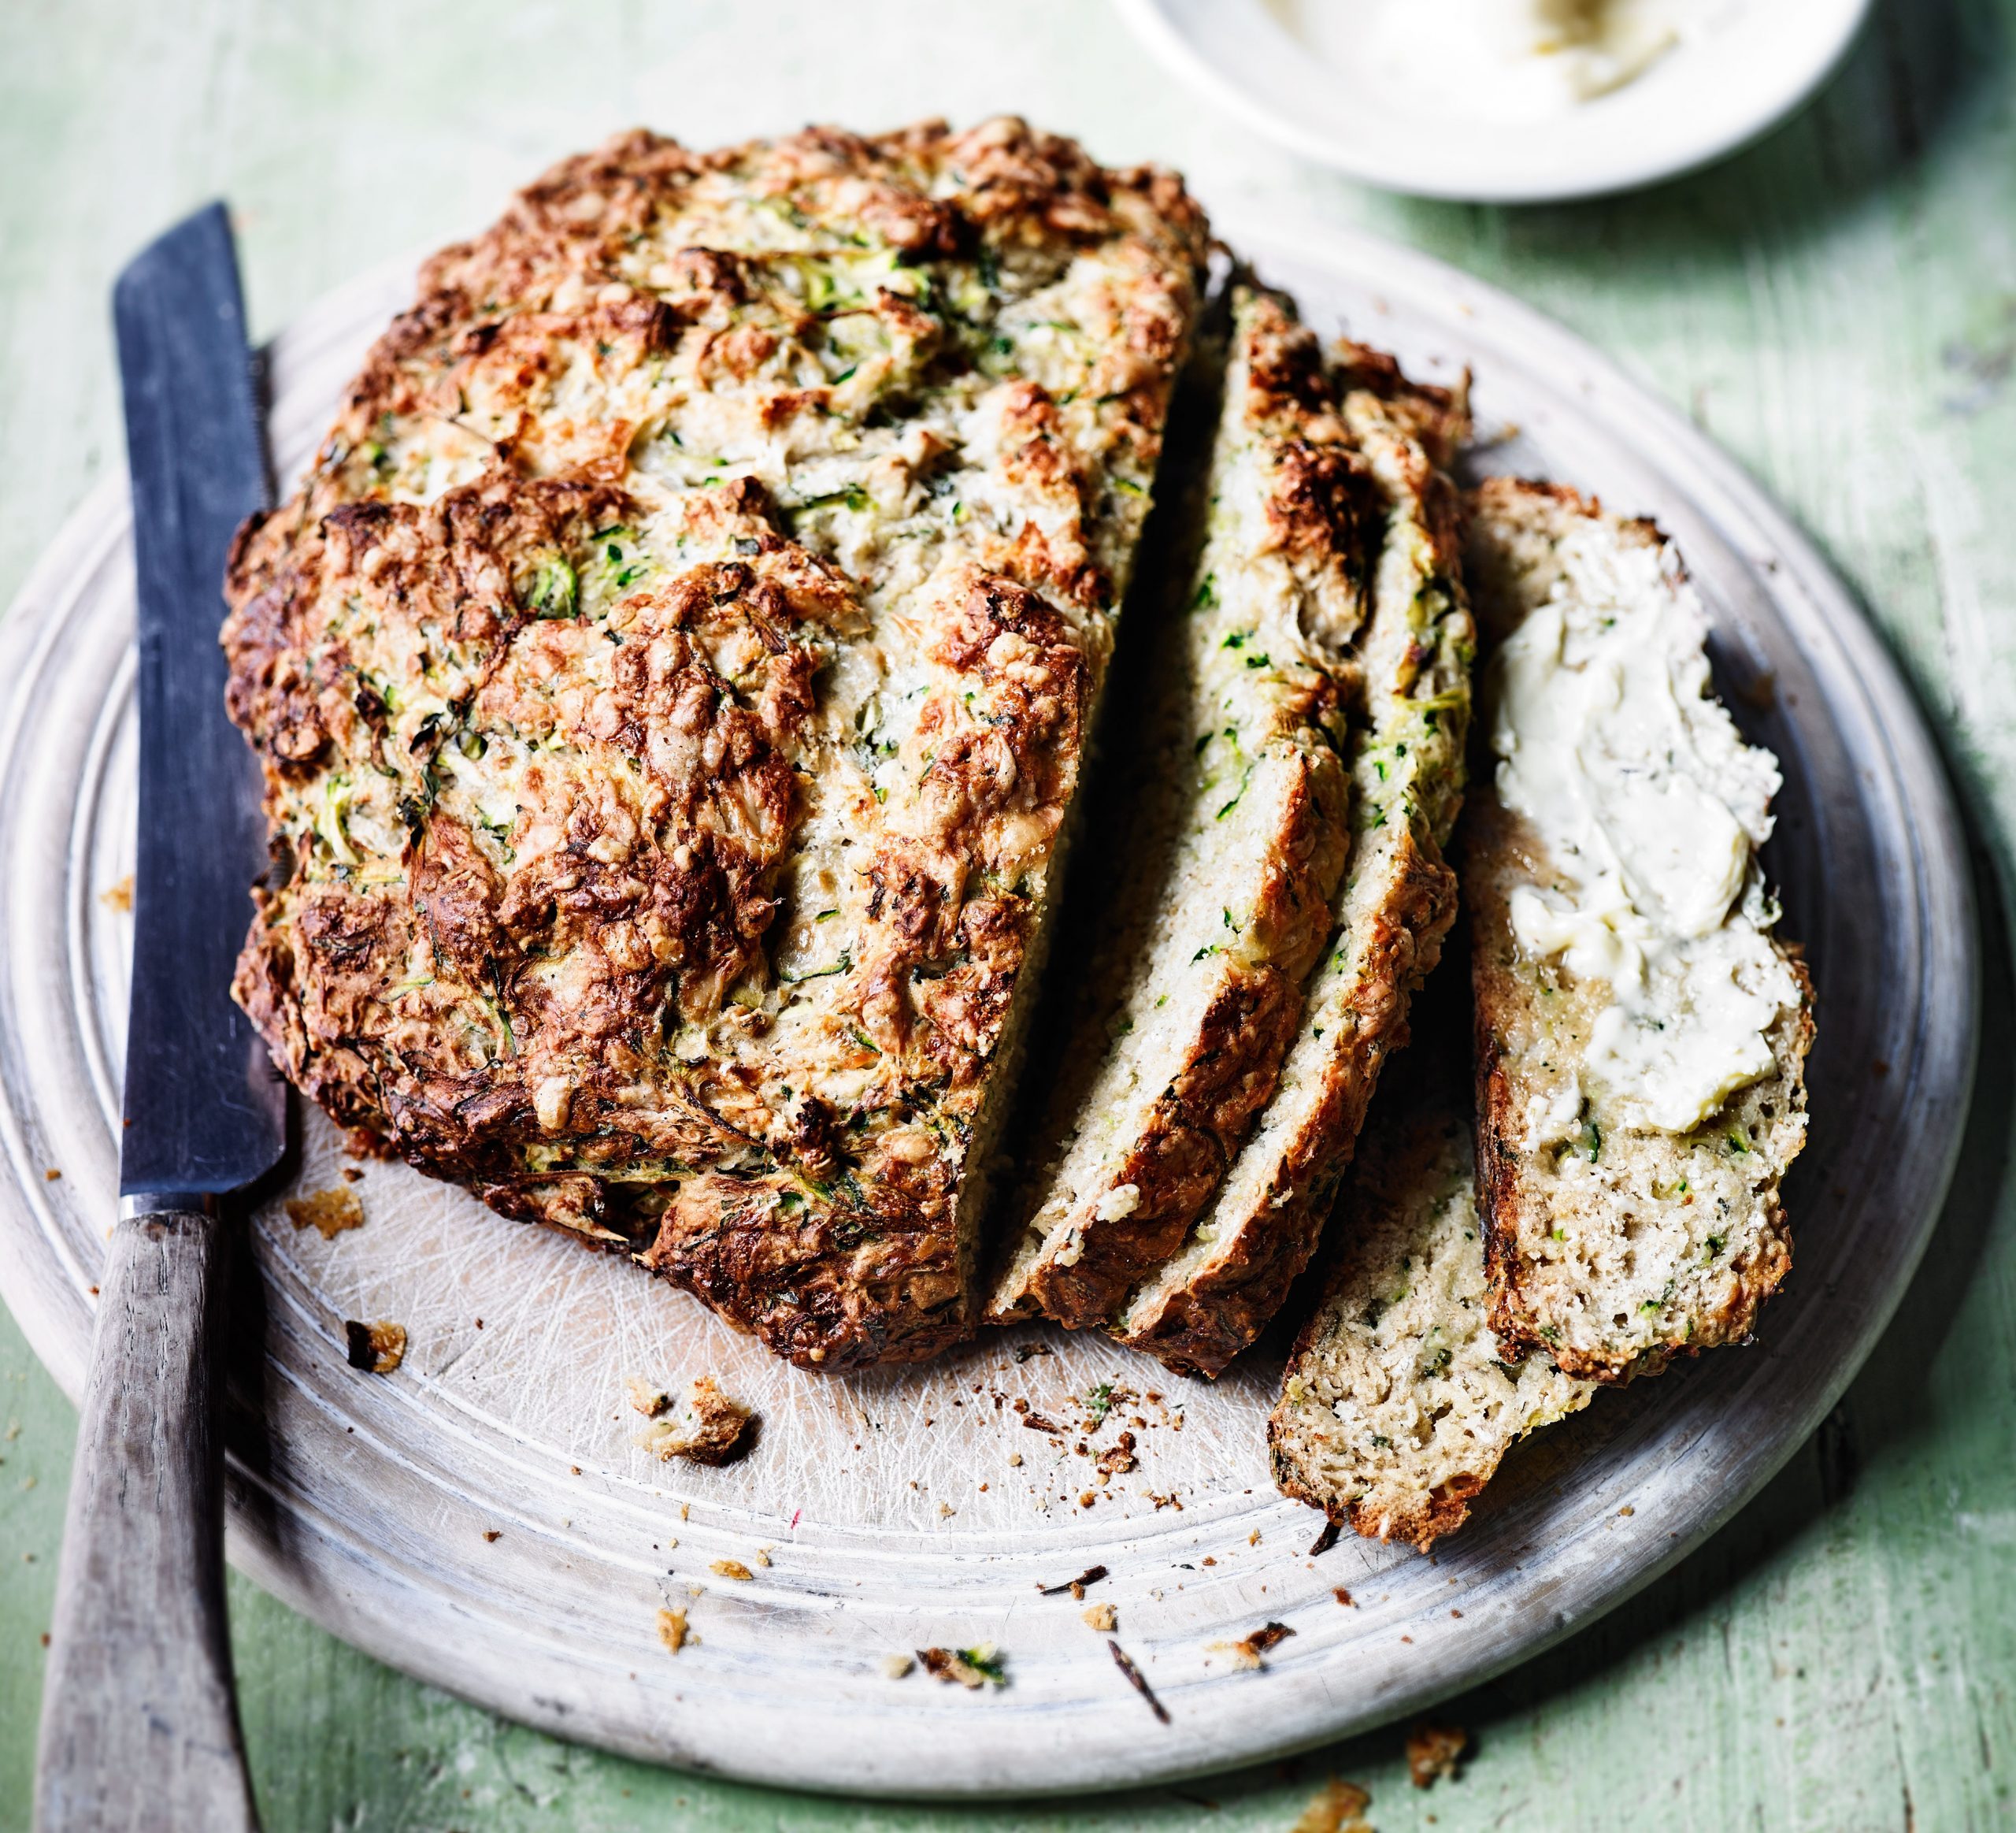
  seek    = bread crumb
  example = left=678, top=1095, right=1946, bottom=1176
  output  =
left=99, top=877, right=132, bottom=912
left=1406, top=1722, right=1469, bottom=1788
left=918, top=1644, right=1006, bottom=1690
left=1082, top=1602, right=1117, bottom=1631
left=1208, top=1621, right=1295, bottom=1672
left=625, top=1376, right=672, bottom=1417
left=1007, top=1453, right=1023, bottom=1467
left=1096, top=1432, right=1137, bottom=1479
left=482, top=1530, right=501, bottom=1544
left=343, top=1319, right=405, bottom=1374
left=636, top=1376, right=754, bottom=1466
left=1333, top=1586, right=1354, bottom=1607
left=680, top=1503, right=690, bottom=1520
left=341, top=1167, right=364, bottom=1184
left=1247, top=1529, right=1262, bottom=1546
left=1289, top=1777, right=1373, bottom=1833
left=710, top=1560, right=754, bottom=1582
left=753, top=1547, right=772, bottom=1567
left=43, top=1169, right=59, bottom=1182
left=288, top=1187, right=365, bottom=1241
left=656, top=1607, right=688, bottom=1653
left=880, top=1653, right=915, bottom=1679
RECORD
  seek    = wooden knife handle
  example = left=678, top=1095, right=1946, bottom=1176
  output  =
left=34, top=1203, right=260, bottom=1832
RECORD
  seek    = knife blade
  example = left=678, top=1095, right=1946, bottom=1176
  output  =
left=113, top=199, right=285, bottom=1198
left=35, top=202, right=276, bottom=1833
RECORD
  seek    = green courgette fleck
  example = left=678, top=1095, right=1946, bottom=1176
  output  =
left=529, top=554, right=578, bottom=619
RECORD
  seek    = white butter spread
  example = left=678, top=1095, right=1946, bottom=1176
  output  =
left=1489, top=524, right=1799, bottom=1135
left=1269, top=0, right=1718, bottom=124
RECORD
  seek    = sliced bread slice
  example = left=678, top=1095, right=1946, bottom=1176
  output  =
left=1269, top=1016, right=1595, bottom=1553
left=988, top=287, right=1371, bottom=1331
left=1465, top=480, right=1814, bottom=1384
left=1111, top=346, right=1473, bottom=1375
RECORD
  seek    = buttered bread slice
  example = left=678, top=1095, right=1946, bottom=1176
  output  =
left=1466, top=480, right=1814, bottom=1384
left=1269, top=1019, right=1595, bottom=1553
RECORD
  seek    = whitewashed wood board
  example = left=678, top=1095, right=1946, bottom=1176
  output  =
left=0, top=219, right=1977, bottom=1797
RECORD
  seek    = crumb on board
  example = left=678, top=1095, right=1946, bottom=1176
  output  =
left=482, top=1530, right=501, bottom=1544
left=287, top=1187, right=365, bottom=1241
left=1333, top=1587, right=1354, bottom=1608
left=99, top=877, right=132, bottom=912
left=918, top=1644, right=1006, bottom=1690
left=656, top=1607, right=688, bottom=1653
left=636, top=1375, right=754, bottom=1466
left=1288, top=1777, right=1374, bottom=1833
left=1406, top=1721, right=1469, bottom=1788
left=1208, top=1621, right=1296, bottom=1672
left=43, top=1169, right=59, bottom=1182
left=710, top=1560, right=754, bottom=1582
left=343, top=1319, right=405, bottom=1374
left=340, top=1166, right=364, bottom=1184
left=625, top=1376, right=672, bottom=1418
left=1082, top=1602, right=1117, bottom=1631
left=1097, top=1432, right=1137, bottom=1479
left=880, top=1653, right=915, bottom=1679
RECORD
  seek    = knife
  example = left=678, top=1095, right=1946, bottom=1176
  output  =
left=34, top=202, right=284, bottom=1833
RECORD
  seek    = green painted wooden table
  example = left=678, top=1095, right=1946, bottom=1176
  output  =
left=2, top=2, right=2011, bottom=1826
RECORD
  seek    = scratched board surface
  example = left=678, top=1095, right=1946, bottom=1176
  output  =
left=1, top=2, right=2013, bottom=1828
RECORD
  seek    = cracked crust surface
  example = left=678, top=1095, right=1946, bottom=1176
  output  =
left=225, top=120, right=1206, bottom=1369
left=1465, top=479, right=1814, bottom=1384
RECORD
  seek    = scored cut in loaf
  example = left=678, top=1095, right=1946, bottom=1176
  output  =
left=1464, top=479, right=1814, bottom=1384
left=991, top=285, right=1474, bottom=1376
left=224, top=120, right=1209, bottom=1369
left=1269, top=982, right=1595, bottom=1553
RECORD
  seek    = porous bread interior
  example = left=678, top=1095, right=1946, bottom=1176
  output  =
left=1270, top=1078, right=1592, bottom=1553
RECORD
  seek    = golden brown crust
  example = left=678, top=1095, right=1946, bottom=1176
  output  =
left=225, top=121, right=1207, bottom=1368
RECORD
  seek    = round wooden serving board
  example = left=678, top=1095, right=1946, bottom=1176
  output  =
left=0, top=219, right=1977, bottom=1798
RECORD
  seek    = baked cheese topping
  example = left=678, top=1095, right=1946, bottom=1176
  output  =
left=1488, top=520, right=1799, bottom=1134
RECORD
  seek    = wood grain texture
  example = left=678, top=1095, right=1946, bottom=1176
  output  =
left=34, top=1207, right=258, bottom=1833
left=0, top=0, right=2011, bottom=1828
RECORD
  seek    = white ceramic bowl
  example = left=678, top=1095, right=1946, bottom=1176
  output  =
left=1115, top=0, right=1874, bottom=202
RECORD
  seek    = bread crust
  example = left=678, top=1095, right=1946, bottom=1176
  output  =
left=225, top=121, right=1207, bottom=1368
